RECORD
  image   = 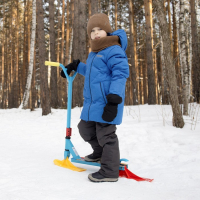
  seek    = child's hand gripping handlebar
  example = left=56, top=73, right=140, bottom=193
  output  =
left=45, top=61, right=77, bottom=80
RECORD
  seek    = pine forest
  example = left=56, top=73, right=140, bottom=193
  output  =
left=0, top=0, right=200, bottom=128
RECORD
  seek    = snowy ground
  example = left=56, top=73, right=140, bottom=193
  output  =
left=0, top=104, right=200, bottom=200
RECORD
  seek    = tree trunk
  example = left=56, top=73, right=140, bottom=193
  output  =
left=3, top=29, right=8, bottom=108
left=153, top=22, right=159, bottom=104
left=190, top=0, right=200, bottom=102
left=144, top=0, right=156, bottom=104
left=172, top=0, right=182, bottom=104
left=91, top=0, right=98, bottom=15
left=167, top=0, right=173, bottom=54
left=154, top=46, right=158, bottom=104
left=1, top=4, right=5, bottom=108
left=5, top=27, right=9, bottom=108
left=9, top=5, right=14, bottom=108
left=61, top=0, right=65, bottom=64
left=65, top=0, right=70, bottom=65
left=1, top=34, right=5, bottom=108
left=180, top=0, right=189, bottom=115
left=114, top=0, right=117, bottom=30
left=77, top=0, right=87, bottom=107
left=21, top=0, right=28, bottom=102
left=138, top=20, right=144, bottom=104
left=20, top=0, right=36, bottom=109
left=8, top=13, right=12, bottom=108
left=88, top=0, right=91, bottom=54
left=107, top=0, right=110, bottom=17
left=154, top=0, right=184, bottom=128
left=160, top=30, right=169, bottom=104
left=72, top=0, right=85, bottom=107
left=78, top=6, right=86, bottom=61
left=14, top=0, right=20, bottom=108
left=31, top=50, right=36, bottom=109
left=36, top=0, right=51, bottom=115
left=72, top=0, right=79, bottom=107
left=60, top=0, right=67, bottom=107
left=143, top=40, right=148, bottom=104
left=129, top=0, right=138, bottom=105
left=186, top=14, right=192, bottom=103
left=56, top=0, right=62, bottom=107
left=49, top=0, right=58, bottom=108
left=69, top=0, right=74, bottom=63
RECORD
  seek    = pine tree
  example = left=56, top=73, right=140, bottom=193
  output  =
left=154, top=0, right=184, bottom=128
left=191, top=0, right=200, bottom=102
left=36, top=0, right=51, bottom=115
left=179, top=0, right=189, bottom=115
left=21, top=0, right=36, bottom=109
left=144, top=0, right=156, bottom=104
left=129, top=0, right=138, bottom=105
left=49, top=0, right=58, bottom=108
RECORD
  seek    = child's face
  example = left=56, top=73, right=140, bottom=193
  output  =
left=90, top=27, right=107, bottom=40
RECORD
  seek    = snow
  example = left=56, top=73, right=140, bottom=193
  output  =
left=0, top=104, right=200, bottom=200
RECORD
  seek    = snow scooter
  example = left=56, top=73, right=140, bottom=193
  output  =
left=45, top=61, right=153, bottom=182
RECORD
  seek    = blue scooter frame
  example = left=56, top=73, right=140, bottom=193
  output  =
left=45, top=61, right=128, bottom=171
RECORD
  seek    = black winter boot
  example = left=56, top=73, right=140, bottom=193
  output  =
left=88, top=172, right=118, bottom=182
left=84, top=153, right=101, bottom=162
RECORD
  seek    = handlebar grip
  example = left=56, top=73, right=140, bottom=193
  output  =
left=45, top=61, right=60, bottom=67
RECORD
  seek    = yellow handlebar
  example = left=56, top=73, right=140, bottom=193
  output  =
left=45, top=61, right=60, bottom=67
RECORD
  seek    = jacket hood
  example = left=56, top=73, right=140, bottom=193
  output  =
left=109, top=29, right=127, bottom=51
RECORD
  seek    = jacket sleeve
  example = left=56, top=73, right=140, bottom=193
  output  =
left=77, top=62, right=86, bottom=76
left=106, top=46, right=129, bottom=98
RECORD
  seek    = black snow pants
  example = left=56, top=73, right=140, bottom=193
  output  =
left=78, top=120, right=120, bottom=178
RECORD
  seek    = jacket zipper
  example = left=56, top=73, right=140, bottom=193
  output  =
left=88, top=55, right=96, bottom=121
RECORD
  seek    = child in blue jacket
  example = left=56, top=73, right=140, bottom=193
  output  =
left=61, top=13, right=129, bottom=182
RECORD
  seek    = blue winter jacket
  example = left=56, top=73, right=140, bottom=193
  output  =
left=77, top=29, right=129, bottom=125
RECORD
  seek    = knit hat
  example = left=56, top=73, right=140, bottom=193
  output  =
left=87, top=13, right=112, bottom=36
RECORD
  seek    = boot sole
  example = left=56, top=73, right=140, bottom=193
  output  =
left=88, top=174, right=118, bottom=182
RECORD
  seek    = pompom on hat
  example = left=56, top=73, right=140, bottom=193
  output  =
left=87, top=13, right=112, bottom=36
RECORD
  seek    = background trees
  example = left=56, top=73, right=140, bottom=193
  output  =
left=36, top=0, right=51, bottom=115
left=0, top=0, right=199, bottom=126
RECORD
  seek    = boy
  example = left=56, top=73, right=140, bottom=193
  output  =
left=61, top=13, right=129, bottom=182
